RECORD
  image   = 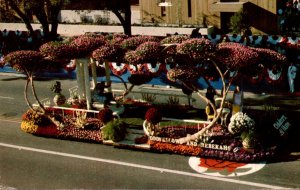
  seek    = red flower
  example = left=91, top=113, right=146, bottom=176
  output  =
left=199, top=158, right=247, bottom=173
left=145, top=107, right=162, bottom=125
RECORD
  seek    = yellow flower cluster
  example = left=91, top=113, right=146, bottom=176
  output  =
left=21, top=121, right=38, bottom=134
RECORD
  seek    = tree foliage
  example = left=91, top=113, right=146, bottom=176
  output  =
left=230, top=8, right=251, bottom=35
left=101, top=0, right=132, bottom=36
left=3, top=0, right=69, bottom=40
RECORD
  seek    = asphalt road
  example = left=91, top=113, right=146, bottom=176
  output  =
left=0, top=74, right=300, bottom=189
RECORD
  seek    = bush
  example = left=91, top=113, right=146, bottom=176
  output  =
left=101, top=119, right=127, bottom=142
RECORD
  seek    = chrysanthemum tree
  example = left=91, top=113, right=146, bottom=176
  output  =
left=163, top=39, right=287, bottom=143
left=3, top=50, right=67, bottom=127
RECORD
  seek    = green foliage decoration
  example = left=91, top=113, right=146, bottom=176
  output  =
left=101, top=119, right=127, bottom=142
left=229, top=8, right=251, bottom=35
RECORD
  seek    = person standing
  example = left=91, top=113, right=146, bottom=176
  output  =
left=205, top=86, right=217, bottom=115
left=232, top=86, right=243, bottom=115
left=288, top=63, right=297, bottom=93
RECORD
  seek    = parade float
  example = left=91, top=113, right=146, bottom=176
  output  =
left=2, top=32, right=298, bottom=163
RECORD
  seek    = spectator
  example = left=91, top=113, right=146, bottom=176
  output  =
left=190, top=28, right=202, bottom=38
left=205, top=85, right=217, bottom=114
left=288, top=62, right=297, bottom=93
left=232, top=86, right=243, bottom=115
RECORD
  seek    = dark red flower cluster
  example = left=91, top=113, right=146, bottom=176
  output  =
left=98, top=108, right=113, bottom=124
left=216, top=42, right=259, bottom=69
left=253, top=47, right=287, bottom=66
left=4, top=50, right=44, bottom=72
left=145, top=107, right=162, bottom=125
left=160, top=35, right=189, bottom=44
left=120, top=36, right=160, bottom=50
left=39, top=41, right=74, bottom=59
left=125, top=42, right=162, bottom=65
left=176, top=38, right=216, bottom=63
left=108, top=33, right=129, bottom=46
left=167, top=66, right=200, bottom=82
left=70, top=34, right=108, bottom=58
left=92, top=44, right=120, bottom=63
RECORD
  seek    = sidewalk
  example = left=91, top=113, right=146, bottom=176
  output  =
left=0, top=23, right=206, bottom=37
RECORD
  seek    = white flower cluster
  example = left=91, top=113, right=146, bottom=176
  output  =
left=228, top=112, right=255, bottom=135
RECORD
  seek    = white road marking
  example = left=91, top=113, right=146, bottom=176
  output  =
left=0, top=118, right=21, bottom=124
left=0, top=96, right=14, bottom=100
left=0, top=142, right=288, bottom=189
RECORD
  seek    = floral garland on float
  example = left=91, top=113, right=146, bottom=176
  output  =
left=147, top=111, right=276, bottom=162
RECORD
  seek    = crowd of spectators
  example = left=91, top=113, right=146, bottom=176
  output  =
left=0, top=29, right=45, bottom=57
left=279, top=0, right=300, bottom=33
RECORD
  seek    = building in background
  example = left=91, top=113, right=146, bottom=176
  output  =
left=140, top=0, right=283, bottom=34
left=59, top=0, right=297, bottom=35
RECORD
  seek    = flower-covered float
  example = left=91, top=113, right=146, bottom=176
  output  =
left=2, top=32, right=296, bottom=163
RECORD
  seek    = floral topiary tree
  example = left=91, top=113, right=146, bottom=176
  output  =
left=160, top=39, right=287, bottom=144
left=3, top=50, right=65, bottom=128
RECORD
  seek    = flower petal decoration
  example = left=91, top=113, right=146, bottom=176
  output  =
left=167, top=66, right=201, bottom=82
left=253, top=47, right=287, bottom=67
left=215, top=42, right=259, bottom=69
left=161, top=34, right=189, bottom=44
left=120, top=35, right=160, bottom=50
left=135, top=41, right=163, bottom=63
left=176, top=38, right=216, bottom=65
left=92, top=44, right=125, bottom=63
left=70, top=34, right=108, bottom=58
left=39, top=41, right=75, bottom=59
left=4, top=50, right=45, bottom=72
